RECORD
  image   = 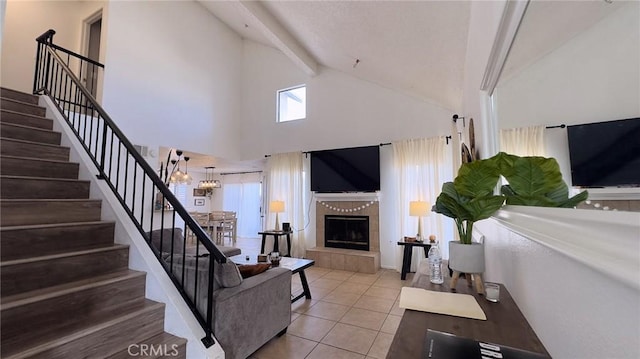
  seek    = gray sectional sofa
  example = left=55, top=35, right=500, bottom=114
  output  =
left=149, top=228, right=292, bottom=359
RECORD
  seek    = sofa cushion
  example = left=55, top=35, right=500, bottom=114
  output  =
left=215, top=261, right=243, bottom=288
left=238, top=263, right=271, bottom=279
left=186, top=244, right=240, bottom=258
left=149, top=228, right=185, bottom=255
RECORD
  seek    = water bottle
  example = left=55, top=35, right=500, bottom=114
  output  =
left=428, top=241, right=444, bottom=284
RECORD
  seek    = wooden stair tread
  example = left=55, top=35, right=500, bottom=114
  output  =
left=1, top=88, right=39, bottom=105
left=0, top=198, right=101, bottom=203
left=0, top=175, right=89, bottom=183
left=0, top=136, right=67, bottom=149
left=0, top=109, right=53, bottom=130
left=0, top=108, right=47, bottom=119
left=0, top=220, right=115, bottom=232
left=0, top=244, right=129, bottom=267
left=0, top=154, right=75, bottom=165
left=1, top=97, right=45, bottom=108
left=3, top=299, right=165, bottom=359
left=0, top=121, right=57, bottom=133
left=1, top=269, right=144, bottom=308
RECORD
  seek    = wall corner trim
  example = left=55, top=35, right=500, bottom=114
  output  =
left=494, top=205, right=640, bottom=291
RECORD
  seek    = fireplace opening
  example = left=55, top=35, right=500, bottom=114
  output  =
left=324, top=215, right=369, bottom=251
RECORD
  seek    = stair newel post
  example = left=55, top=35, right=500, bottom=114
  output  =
left=35, top=29, right=56, bottom=94
left=201, top=259, right=216, bottom=347
left=33, top=42, right=42, bottom=94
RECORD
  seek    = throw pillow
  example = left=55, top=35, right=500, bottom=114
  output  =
left=237, top=263, right=271, bottom=279
left=214, top=261, right=243, bottom=288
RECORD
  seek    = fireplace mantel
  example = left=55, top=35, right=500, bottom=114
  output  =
left=314, top=192, right=381, bottom=202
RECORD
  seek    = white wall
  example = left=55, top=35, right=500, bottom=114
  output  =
left=471, top=3, right=640, bottom=358
left=461, top=0, right=507, bottom=158
left=496, top=4, right=639, bottom=130
left=477, top=208, right=640, bottom=359
left=0, top=0, right=6, bottom=49
left=1, top=0, right=105, bottom=93
left=495, top=3, right=640, bottom=186
left=101, top=1, right=243, bottom=162
left=239, top=41, right=454, bottom=160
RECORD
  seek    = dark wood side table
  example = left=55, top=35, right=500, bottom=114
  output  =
left=387, top=273, right=549, bottom=358
left=397, top=241, right=432, bottom=280
left=259, top=230, right=293, bottom=256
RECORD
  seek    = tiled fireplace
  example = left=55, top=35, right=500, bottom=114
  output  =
left=305, top=197, right=380, bottom=273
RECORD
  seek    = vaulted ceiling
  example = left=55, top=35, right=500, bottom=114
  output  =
left=192, top=0, right=625, bottom=172
left=199, top=0, right=471, bottom=111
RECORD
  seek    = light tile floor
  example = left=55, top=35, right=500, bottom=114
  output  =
left=233, top=237, right=415, bottom=359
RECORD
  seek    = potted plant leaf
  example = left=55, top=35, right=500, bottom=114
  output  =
left=433, top=152, right=588, bottom=293
left=432, top=155, right=504, bottom=292
left=497, top=153, right=588, bottom=208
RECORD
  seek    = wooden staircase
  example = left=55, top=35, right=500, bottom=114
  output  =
left=0, top=88, right=187, bottom=358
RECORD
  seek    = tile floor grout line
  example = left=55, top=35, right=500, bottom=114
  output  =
left=237, top=236, right=413, bottom=358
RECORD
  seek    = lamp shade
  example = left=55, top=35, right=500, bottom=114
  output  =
left=269, top=201, right=285, bottom=213
left=409, top=201, right=430, bottom=217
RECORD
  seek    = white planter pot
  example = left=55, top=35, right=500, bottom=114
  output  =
left=448, top=241, right=485, bottom=273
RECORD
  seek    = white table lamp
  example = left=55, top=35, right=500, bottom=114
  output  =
left=269, top=201, right=285, bottom=231
left=409, top=201, right=430, bottom=240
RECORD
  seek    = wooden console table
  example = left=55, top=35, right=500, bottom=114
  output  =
left=387, top=273, right=549, bottom=358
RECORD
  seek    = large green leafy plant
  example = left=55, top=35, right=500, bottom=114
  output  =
left=498, top=153, right=588, bottom=207
left=433, top=152, right=588, bottom=244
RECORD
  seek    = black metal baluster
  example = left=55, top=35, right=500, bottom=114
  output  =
left=131, top=162, right=137, bottom=216
left=44, top=47, right=52, bottom=92
left=99, top=114, right=108, bottom=178
left=149, top=184, right=155, bottom=239
left=204, top=260, right=215, bottom=346
left=124, top=151, right=130, bottom=207
left=115, top=142, right=122, bottom=192
left=52, top=61, right=59, bottom=101
left=108, top=131, right=114, bottom=180
left=140, top=175, right=146, bottom=228
left=88, top=111, right=96, bottom=158
left=74, top=83, right=81, bottom=133
left=82, top=93, right=89, bottom=142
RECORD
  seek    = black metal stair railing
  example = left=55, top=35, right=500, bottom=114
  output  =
left=33, top=29, right=224, bottom=347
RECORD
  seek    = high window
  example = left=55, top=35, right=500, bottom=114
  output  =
left=277, top=85, right=306, bottom=122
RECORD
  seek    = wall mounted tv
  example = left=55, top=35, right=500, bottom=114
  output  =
left=310, top=145, right=380, bottom=193
left=567, top=117, right=640, bottom=188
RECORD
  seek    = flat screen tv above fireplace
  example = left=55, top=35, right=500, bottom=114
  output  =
left=310, top=145, right=380, bottom=193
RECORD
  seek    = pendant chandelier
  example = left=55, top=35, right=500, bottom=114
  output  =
left=169, top=150, right=193, bottom=185
left=198, top=166, right=221, bottom=194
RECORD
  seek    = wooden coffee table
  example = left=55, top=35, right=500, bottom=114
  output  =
left=229, top=254, right=315, bottom=303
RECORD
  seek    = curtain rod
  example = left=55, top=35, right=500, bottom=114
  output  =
left=546, top=124, right=566, bottom=129
left=220, top=170, right=262, bottom=176
left=265, top=143, right=393, bottom=158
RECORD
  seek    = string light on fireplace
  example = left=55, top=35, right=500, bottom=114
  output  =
left=319, top=200, right=377, bottom=213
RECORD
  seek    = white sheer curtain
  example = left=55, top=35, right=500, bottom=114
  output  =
left=500, top=125, right=546, bottom=156
left=391, top=137, right=454, bottom=272
left=265, top=152, right=306, bottom=257
left=223, top=182, right=261, bottom=238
